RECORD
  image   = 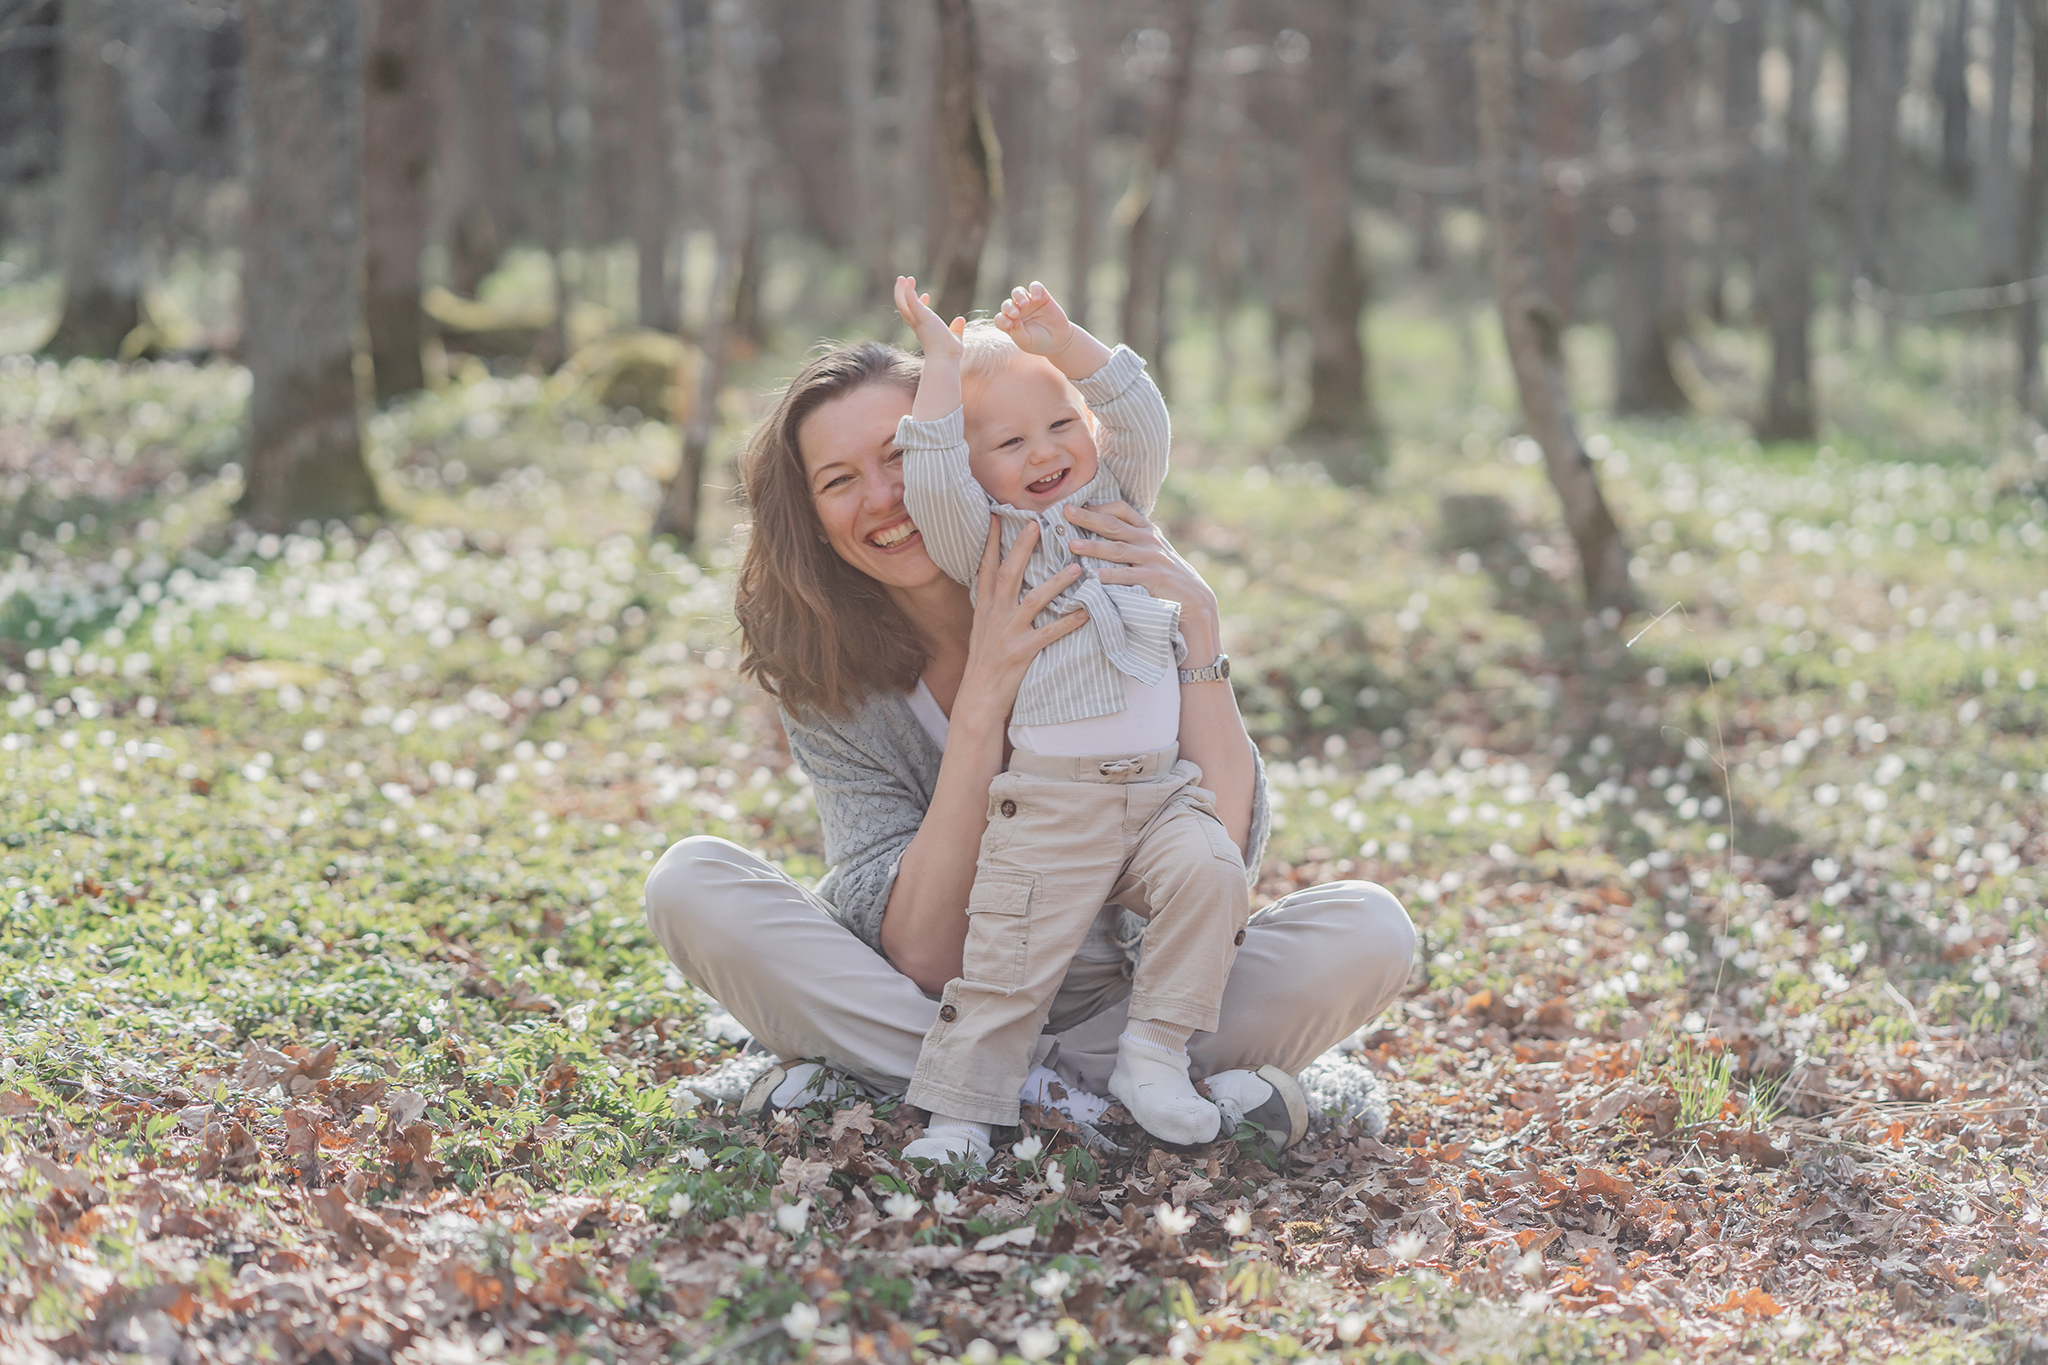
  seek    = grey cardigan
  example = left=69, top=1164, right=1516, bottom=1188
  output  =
left=784, top=689, right=1272, bottom=960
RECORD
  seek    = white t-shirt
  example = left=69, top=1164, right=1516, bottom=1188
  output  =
left=908, top=669, right=1180, bottom=758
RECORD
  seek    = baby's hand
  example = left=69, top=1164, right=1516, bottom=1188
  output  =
left=995, top=281, right=1073, bottom=359
left=894, top=275, right=964, bottom=361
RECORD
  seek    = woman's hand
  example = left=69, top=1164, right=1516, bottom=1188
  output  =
left=1064, top=502, right=1221, bottom=654
left=955, top=515, right=1089, bottom=727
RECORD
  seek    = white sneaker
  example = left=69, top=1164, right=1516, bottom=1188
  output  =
left=1203, top=1065, right=1309, bottom=1151
left=1020, top=1065, right=1111, bottom=1123
left=737, top=1061, right=856, bottom=1120
left=902, top=1124, right=993, bottom=1166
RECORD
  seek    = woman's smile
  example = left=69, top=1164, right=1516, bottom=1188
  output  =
left=868, top=517, right=921, bottom=550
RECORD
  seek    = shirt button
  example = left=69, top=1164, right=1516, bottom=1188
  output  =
left=1234, top=928, right=1247, bottom=946
left=1000, top=800, right=1017, bottom=817
left=939, top=1004, right=958, bottom=1022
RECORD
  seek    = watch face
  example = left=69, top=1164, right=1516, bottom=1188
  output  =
left=1219, top=656, right=1230, bottom=679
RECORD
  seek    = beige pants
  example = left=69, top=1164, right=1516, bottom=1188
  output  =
left=907, top=745, right=1250, bottom=1124
left=644, top=835, right=1416, bottom=1124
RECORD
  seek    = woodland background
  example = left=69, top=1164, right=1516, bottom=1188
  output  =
left=1, top=0, right=2046, bottom=1362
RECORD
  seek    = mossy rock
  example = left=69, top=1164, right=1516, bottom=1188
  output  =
left=562, top=329, right=701, bottom=424
left=423, top=286, right=550, bottom=362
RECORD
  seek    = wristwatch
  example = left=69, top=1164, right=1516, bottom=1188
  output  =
left=1178, top=652, right=1230, bottom=684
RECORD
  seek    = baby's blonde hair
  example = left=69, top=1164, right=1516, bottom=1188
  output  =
left=958, top=318, right=1024, bottom=390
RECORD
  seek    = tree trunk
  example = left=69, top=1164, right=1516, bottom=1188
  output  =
left=1757, top=0, right=1819, bottom=443
left=1844, top=0, right=1907, bottom=294
left=45, top=0, right=142, bottom=359
left=1981, top=0, right=2019, bottom=282
left=237, top=0, right=379, bottom=529
left=1716, top=0, right=1765, bottom=321
left=627, top=0, right=678, bottom=333
left=654, top=0, right=755, bottom=548
left=1295, top=0, right=1375, bottom=458
left=1117, top=0, right=1199, bottom=372
left=1063, top=0, right=1101, bottom=329
left=2016, top=1, right=2048, bottom=413
left=844, top=0, right=888, bottom=299
left=363, top=0, right=434, bottom=402
left=1474, top=0, right=1634, bottom=618
left=1609, top=0, right=1688, bottom=415
left=1534, top=0, right=1584, bottom=321
left=442, top=0, right=515, bottom=298
left=927, top=0, right=1001, bottom=322
left=1937, top=0, right=1972, bottom=196
left=535, top=0, right=587, bottom=372
left=646, top=0, right=693, bottom=331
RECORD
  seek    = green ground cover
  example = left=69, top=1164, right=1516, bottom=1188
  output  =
left=2, top=303, right=2045, bottom=1362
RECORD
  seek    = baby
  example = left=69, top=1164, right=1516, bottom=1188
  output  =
left=890, top=276, right=1250, bottom=1163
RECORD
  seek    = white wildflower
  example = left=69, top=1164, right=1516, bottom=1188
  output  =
left=1155, top=1203, right=1196, bottom=1236
left=1012, top=1133, right=1043, bottom=1161
left=1335, top=1313, right=1366, bottom=1344
left=1224, top=1208, right=1253, bottom=1237
left=1045, top=1162, right=1066, bottom=1194
left=1387, top=1230, right=1428, bottom=1260
left=931, top=1189, right=961, bottom=1217
left=773, top=1198, right=810, bottom=1236
left=1016, top=1325, right=1060, bottom=1361
left=680, top=1145, right=710, bottom=1170
left=963, top=1340, right=999, bottom=1365
left=1030, top=1268, right=1071, bottom=1302
left=669, top=1084, right=699, bottom=1118
left=780, top=1301, right=819, bottom=1341
left=883, top=1191, right=920, bottom=1220
left=666, top=1191, right=693, bottom=1219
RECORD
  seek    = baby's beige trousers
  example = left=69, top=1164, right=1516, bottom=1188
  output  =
left=906, top=745, right=1250, bottom=1124
left=644, top=828, right=1415, bottom=1125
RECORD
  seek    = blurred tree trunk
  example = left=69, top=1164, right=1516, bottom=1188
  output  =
left=1474, top=0, right=1634, bottom=618
left=647, top=0, right=693, bottom=330
left=45, top=0, right=142, bottom=359
left=2015, top=1, right=2048, bottom=413
left=1610, top=0, right=1688, bottom=415
left=534, top=0, right=587, bottom=372
left=363, top=0, right=435, bottom=402
left=443, top=0, right=515, bottom=298
left=628, top=0, right=679, bottom=333
left=1294, top=0, right=1376, bottom=460
left=655, top=0, right=755, bottom=547
left=1844, top=0, right=1907, bottom=295
left=927, top=0, right=1001, bottom=321
left=1712, top=0, right=1764, bottom=323
left=844, top=0, right=888, bottom=300
left=1062, top=0, right=1101, bottom=328
left=238, top=0, right=380, bottom=529
left=1117, top=0, right=1199, bottom=374
left=1757, top=0, right=1818, bottom=442
left=1980, top=0, right=2019, bottom=282
left=1936, top=0, right=1972, bottom=196
left=1534, top=0, right=1583, bottom=321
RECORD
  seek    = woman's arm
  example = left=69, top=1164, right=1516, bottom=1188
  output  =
left=1063, top=502, right=1257, bottom=855
left=879, top=520, right=1090, bottom=992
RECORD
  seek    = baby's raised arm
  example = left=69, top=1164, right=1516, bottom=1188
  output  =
left=999, top=282, right=1169, bottom=515
left=893, top=276, right=993, bottom=588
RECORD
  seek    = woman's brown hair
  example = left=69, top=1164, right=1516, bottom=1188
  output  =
left=734, top=341, right=929, bottom=718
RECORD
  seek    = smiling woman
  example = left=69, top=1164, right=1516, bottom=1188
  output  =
left=644, top=335, right=1416, bottom=1157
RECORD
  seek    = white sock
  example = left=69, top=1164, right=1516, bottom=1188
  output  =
left=902, top=1113, right=993, bottom=1164
left=1110, top=1026, right=1220, bottom=1146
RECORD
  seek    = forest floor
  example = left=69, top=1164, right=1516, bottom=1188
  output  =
left=2, top=324, right=2046, bottom=1363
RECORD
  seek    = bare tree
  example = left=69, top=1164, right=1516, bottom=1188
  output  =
left=927, top=0, right=1001, bottom=321
left=1294, top=0, right=1376, bottom=459
left=363, top=0, right=435, bottom=402
left=626, top=0, right=679, bottom=333
left=1609, top=0, right=1689, bottom=415
left=654, top=0, right=757, bottom=547
left=1117, top=1, right=1200, bottom=373
left=1534, top=0, right=1585, bottom=320
left=440, top=0, right=516, bottom=298
left=1843, top=0, right=1907, bottom=295
left=1061, top=0, right=1102, bottom=328
left=237, top=0, right=380, bottom=529
left=45, top=0, right=142, bottom=359
left=1980, top=0, right=2019, bottom=283
left=1474, top=0, right=1634, bottom=618
left=1935, top=0, right=1972, bottom=196
left=1757, top=0, right=1819, bottom=442
left=844, top=0, right=888, bottom=299
left=2016, top=0, right=2048, bottom=413
left=1712, top=0, right=1764, bottom=322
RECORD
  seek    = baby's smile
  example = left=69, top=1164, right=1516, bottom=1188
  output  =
left=1025, top=467, right=1071, bottom=498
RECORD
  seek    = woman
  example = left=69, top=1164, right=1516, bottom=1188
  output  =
left=643, top=340, right=1415, bottom=1150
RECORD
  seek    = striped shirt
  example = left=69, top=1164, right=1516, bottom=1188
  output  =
left=897, top=345, right=1182, bottom=728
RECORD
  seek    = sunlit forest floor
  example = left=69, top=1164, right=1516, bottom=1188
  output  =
left=2, top=278, right=2046, bottom=1362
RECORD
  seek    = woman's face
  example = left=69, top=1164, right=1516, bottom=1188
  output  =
left=799, top=382, right=950, bottom=593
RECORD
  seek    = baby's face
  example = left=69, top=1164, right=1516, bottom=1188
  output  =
left=963, top=355, right=1100, bottom=512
